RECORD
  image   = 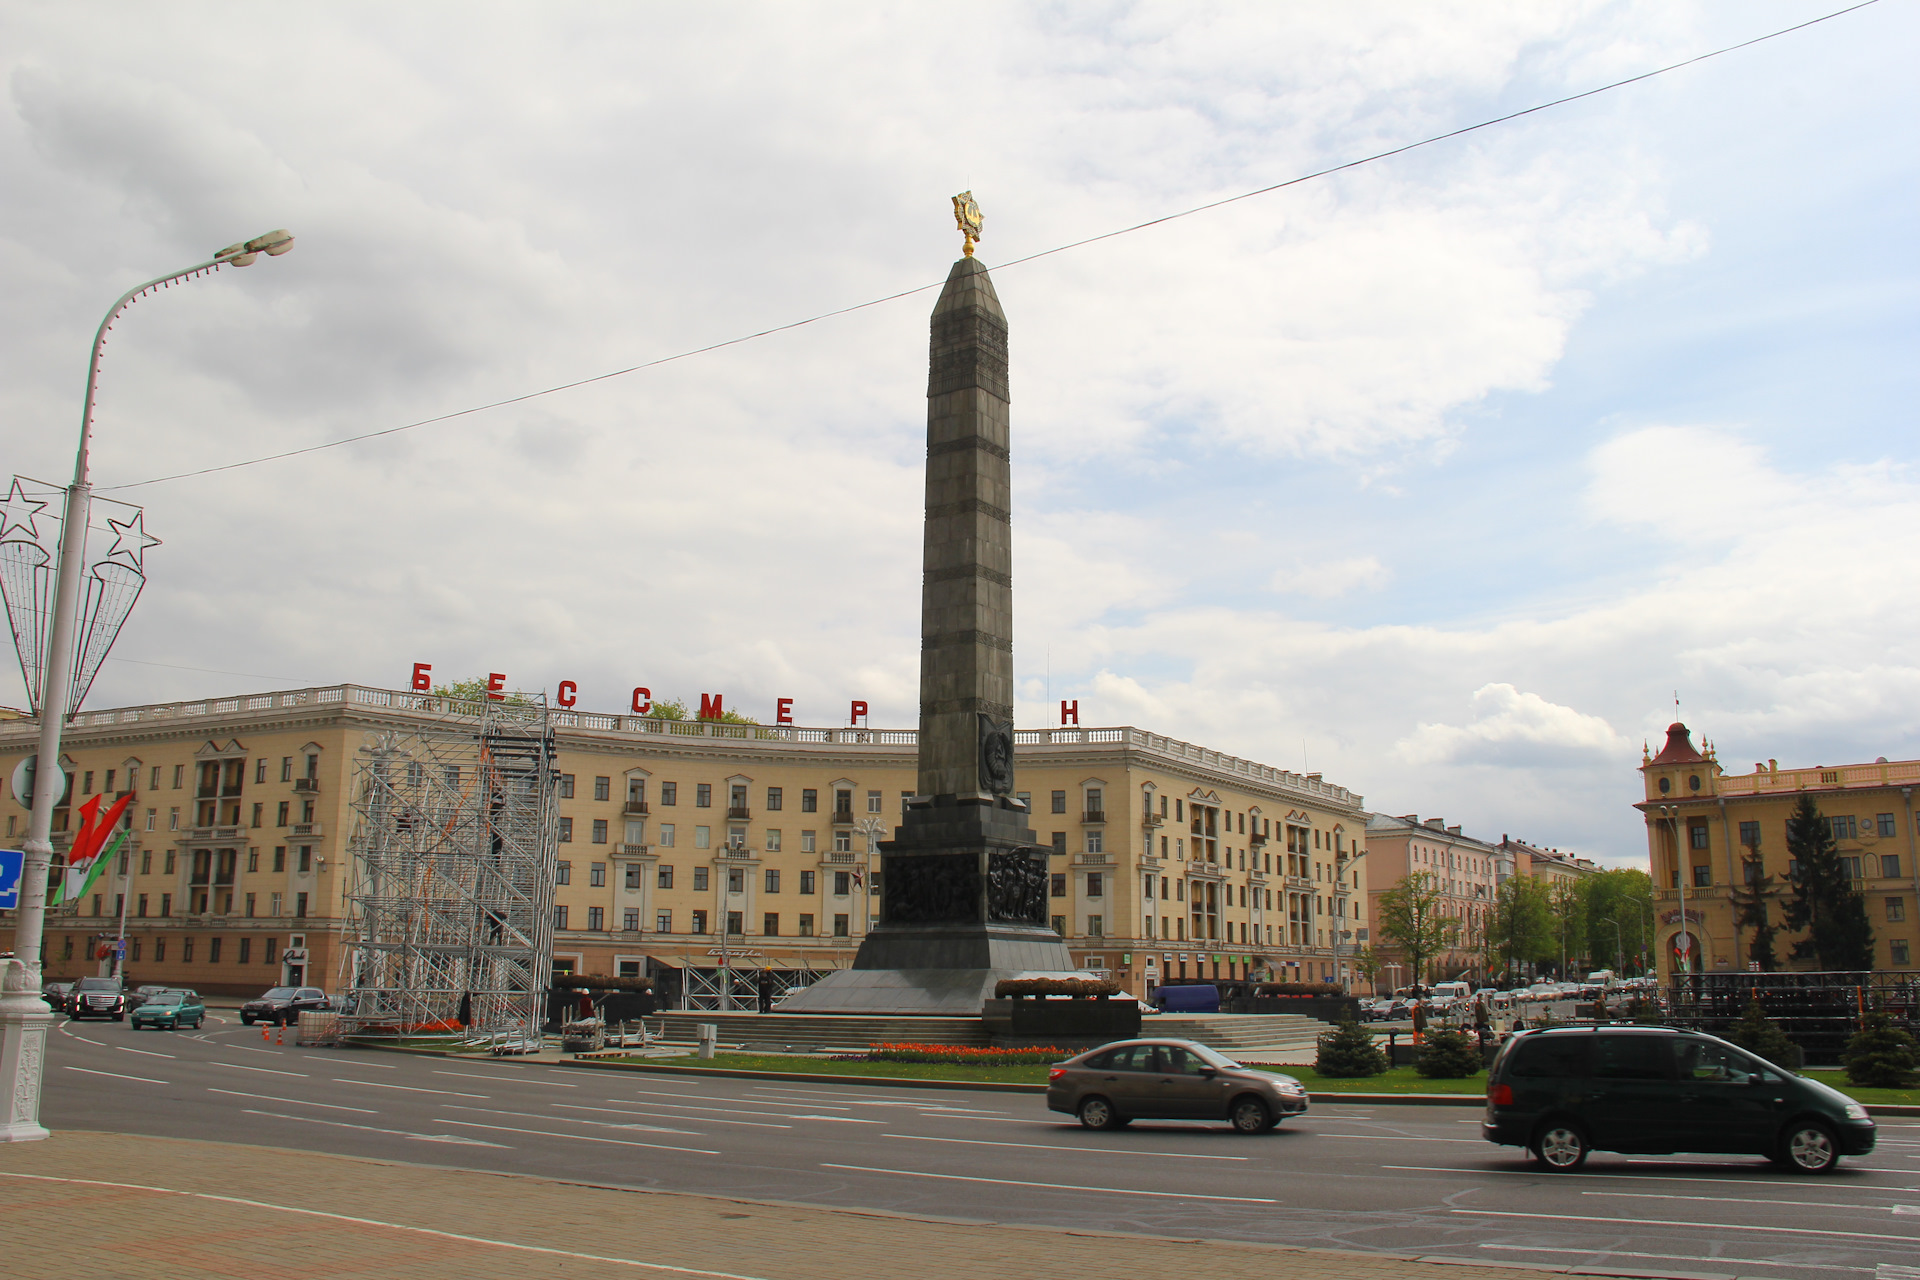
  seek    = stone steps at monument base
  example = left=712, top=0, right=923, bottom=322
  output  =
left=644, top=1012, right=992, bottom=1051
left=1150, top=1013, right=1330, bottom=1051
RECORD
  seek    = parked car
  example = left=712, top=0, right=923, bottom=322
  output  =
left=240, top=986, right=332, bottom=1026
left=127, top=984, right=174, bottom=1011
left=1047, top=1038, right=1309, bottom=1133
left=67, top=976, right=127, bottom=1021
left=41, top=981, right=72, bottom=1012
left=1482, top=1025, right=1874, bottom=1173
left=131, top=989, right=205, bottom=1031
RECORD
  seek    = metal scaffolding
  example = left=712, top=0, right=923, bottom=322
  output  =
left=339, top=695, right=557, bottom=1039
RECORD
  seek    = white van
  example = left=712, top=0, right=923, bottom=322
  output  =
left=1429, top=981, right=1470, bottom=1001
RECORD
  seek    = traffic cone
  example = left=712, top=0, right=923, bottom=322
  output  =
left=261, top=1025, right=269, bottom=1043
left=276, top=1023, right=284, bottom=1046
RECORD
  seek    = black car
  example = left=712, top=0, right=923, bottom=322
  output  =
left=240, top=986, right=331, bottom=1026
left=1483, top=1025, right=1874, bottom=1173
left=67, top=976, right=127, bottom=1021
left=41, top=981, right=73, bottom=1012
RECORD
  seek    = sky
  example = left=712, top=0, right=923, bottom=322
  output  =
left=0, top=2, right=1913, bottom=867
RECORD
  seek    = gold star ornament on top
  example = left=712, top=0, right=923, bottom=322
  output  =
left=952, top=191, right=983, bottom=257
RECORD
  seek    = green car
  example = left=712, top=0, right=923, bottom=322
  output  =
left=130, top=989, right=205, bottom=1030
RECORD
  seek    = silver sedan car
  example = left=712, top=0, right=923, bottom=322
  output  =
left=1046, top=1038, right=1308, bottom=1133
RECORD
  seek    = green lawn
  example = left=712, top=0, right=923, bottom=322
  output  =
left=1283, top=1066, right=1481, bottom=1094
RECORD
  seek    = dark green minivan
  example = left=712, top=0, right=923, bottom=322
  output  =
left=1482, top=1026, right=1874, bottom=1173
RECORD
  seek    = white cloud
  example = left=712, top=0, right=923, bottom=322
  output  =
left=1269, top=555, right=1390, bottom=598
left=1395, top=683, right=1631, bottom=766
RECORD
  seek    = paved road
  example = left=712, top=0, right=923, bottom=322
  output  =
left=38, top=1010, right=1920, bottom=1280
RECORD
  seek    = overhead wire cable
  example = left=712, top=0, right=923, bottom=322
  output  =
left=103, top=0, right=1881, bottom=493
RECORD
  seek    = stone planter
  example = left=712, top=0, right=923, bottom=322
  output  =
left=1221, top=995, right=1362, bottom=1023
left=983, top=995, right=1141, bottom=1042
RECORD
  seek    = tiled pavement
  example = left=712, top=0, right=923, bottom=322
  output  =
left=0, top=1130, right=1642, bottom=1280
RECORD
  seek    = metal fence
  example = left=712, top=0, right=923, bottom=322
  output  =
left=1666, top=970, right=1919, bottom=1064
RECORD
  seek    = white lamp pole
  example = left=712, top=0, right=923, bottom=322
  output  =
left=0, top=231, right=293, bottom=1142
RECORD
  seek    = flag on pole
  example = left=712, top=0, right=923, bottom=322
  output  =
left=52, top=790, right=134, bottom=906
left=64, top=827, right=128, bottom=907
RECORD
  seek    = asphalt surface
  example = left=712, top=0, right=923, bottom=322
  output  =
left=35, top=1009, right=1920, bottom=1280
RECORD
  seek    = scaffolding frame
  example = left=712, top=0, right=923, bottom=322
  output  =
left=339, top=696, right=557, bottom=1039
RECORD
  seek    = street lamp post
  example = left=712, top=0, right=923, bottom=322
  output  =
left=1599, top=916, right=1624, bottom=976
left=1655, top=802, right=1692, bottom=991
left=0, top=231, right=293, bottom=1143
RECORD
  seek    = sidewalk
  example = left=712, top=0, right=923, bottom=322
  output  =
left=0, top=1130, right=1658, bottom=1280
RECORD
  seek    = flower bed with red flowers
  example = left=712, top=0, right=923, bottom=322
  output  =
left=867, top=1041, right=1064, bottom=1065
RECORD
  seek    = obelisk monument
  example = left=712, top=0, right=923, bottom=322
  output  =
left=784, top=194, right=1079, bottom=1014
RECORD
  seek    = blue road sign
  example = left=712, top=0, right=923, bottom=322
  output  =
left=0, top=848, right=22, bottom=910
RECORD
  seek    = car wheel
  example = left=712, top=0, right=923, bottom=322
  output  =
left=113, top=1013, right=124, bottom=1022
left=1077, top=1096, right=1123, bottom=1131
left=1230, top=1096, right=1274, bottom=1134
left=241, top=1015, right=254, bottom=1025
left=1776, top=1121, right=1839, bottom=1173
left=193, top=1018, right=203, bottom=1029
left=1530, top=1121, right=1589, bottom=1170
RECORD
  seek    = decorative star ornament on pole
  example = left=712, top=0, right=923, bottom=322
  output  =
left=0, top=476, right=158, bottom=717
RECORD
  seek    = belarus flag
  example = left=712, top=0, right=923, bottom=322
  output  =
left=53, top=791, right=135, bottom=907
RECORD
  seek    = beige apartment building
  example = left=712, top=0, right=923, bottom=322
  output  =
left=0, top=683, right=1372, bottom=1000
left=1641, top=722, right=1920, bottom=979
left=1363, top=813, right=1500, bottom=984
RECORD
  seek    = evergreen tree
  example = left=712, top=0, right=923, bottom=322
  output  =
left=1728, top=855, right=1781, bottom=973
left=1843, top=1012, right=1918, bottom=1089
left=1415, top=1028, right=1483, bottom=1079
left=1725, top=999, right=1802, bottom=1070
left=1315, top=1015, right=1388, bottom=1078
left=1781, top=795, right=1875, bottom=971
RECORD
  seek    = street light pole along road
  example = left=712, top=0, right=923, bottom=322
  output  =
left=0, top=230, right=294, bottom=1142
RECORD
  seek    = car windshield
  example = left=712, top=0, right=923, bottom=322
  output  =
left=259, top=987, right=298, bottom=999
left=149, top=991, right=186, bottom=1003
left=1190, top=1043, right=1244, bottom=1070
left=75, top=978, right=119, bottom=991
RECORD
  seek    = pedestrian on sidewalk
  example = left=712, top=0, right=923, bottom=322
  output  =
left=1411, top=998, right=1427, bottom=1046
left=756, top=968, right=774, bottom=1014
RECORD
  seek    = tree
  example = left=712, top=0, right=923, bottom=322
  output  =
left=1728, top=860, right=1782, bottom=973
left=1581, top=868, right=1654, bottom=974
left=1781, top=795, right=1875, bottom=971
left=1843, top=1013, right=1918, bottom=1089
left=1549, top=879, right=1587, bottom=976
left=1486, top=875, right=1554, bottom=980
left=1315, top=1015, right=1388, bottom=1078
left=431, top=677, right=532, bottom=706
left=1376, top=872, right=1459, bottom=989
left=1415, top=1028, right=1483, bottom=1079
left=1349, top=945, right=1384, bottom=992
left=1725, top=999, right=1803, bottom=1070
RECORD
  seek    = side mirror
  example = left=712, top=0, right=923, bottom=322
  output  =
left=1199, top=1065, right=1217, bottom=1078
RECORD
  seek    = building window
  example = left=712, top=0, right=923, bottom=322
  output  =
left=834, top=788, right=853, bottom=816
left=1085, top=787, right=1103, bottom=816
left=623, top=908, right=640, bottom=931
left=594, top=776, right=610, bottom=802
left=657, top=911, right=672, bottom=932
left=1894, top=940, right=1913, bottom=967
left=590, top=862, right=606, bottom=887
left=172, top=764, right=184, bottom=789
left=694, top=826, right=711, bottom=849
left=799, top=913, right=814, bottom=937
left=1842, top=855, right=1865, bottom=880
left=658, top=823, right=675, bottom=847
left=1887, top=897, right=1906, bottom=923
left=1692, top=865, right=1711, bottom=888
left=693, top=867, right=710, bottom=892
left=165, top=850, right=177, bottom=874
left=1087, top=873, right=1103, bottom=897
left=1880, top=813, right=1898, bottom=838
left=801, top=789, right=818, bottom=812
left=1086, top=829, right=1103, bottom=854
left=269, top=892, right=280, bottom=916
left=833, top=913, right=849, bottom=937
left=554, top=905, right=569, bottom=929
left=183, top=937, right=194, bottom=962
left=209, top=938, right=222, bottom=963
left=1087, top=915, right=1104, bottom=938
left=800, top=870, right=816, bottom=895
left=834, top=871, right=851, bottom=896
left=625, top=864, right=643, bottom=890
left=295, top=892, right=308, bottom=918
left=727, top=867, right=745, bottom=894
left=658, top=865, right=674, bottom=889
left=297, top=846, right=312, bottom=873
left=559, top=817, right=574, bottom=843
left=1689, top=822, right=1709, bottom=850
left=696, top=784, right=712, bottom=808
left=867, top=790, right=883, bottom=813
left=1050, top=873, right=1066, bottom=898
left=1051, top=832, right=1067, bottom=854
left=728, top=827, right=746, bottom=849
left=136, top=894, right=147, bottom=917
left=592, top=819, right=608, bottom=844
left=1830, top=815, right=1858, bottom=841
left=1884, top=855, right=1903, bottom=880
left=800, top=831, right=816, bottom=853
left=765, top=869, right=781, bottom=893
left=764, top=913, right=780, bottom=936
left=170, top=807, right=180, bottom=831
left=833, top=830, right=852, bottom=853
left=276, top=801, right=289, bottom=826
left=244, top=893, right=256, bottom=917
left=766, top=830, right=782, bottom=852
left=1051, top=790, right=1067, bottom=814
left=588, top=906, right=604, bottom=931
left=661, top=782, right=677, bottom=806
left=556, top=861, right=572, bottom=885
left=273, top=847, right=286, bottom=872
left=767, top=787, right=783, bottom=811
left=1051, top=915, right=1066, bottom=935
left=559, top=773, right=576, bottom=799
left=690, top=910, right=707, bottom=934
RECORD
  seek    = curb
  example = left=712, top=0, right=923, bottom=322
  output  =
left=554, top=1057, right=1047, bottom=1092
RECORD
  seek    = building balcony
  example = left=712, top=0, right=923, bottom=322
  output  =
left=826, top=851, right=859, bottom=863
left=290, top=823, right=324, bottom=838
left=726, top=806, right=751, bottom=821
left=616, top=843, right=651, bottom=858
left=1141, top=812, right=1164, bottom=828
left=1073, top=853, right=1113, bottom=866
left=623, top=801, right=649, bottom=816
left=1249, top=831, right=1268, bottom=846
left=197, top=786, right=218, bottom=799
left=830, top=810, right=856, bottom=826
left=716, top=846, right=757, bottom=859
left=1081, top=809, right=1106, bottom=825
left=1285, top=875, right=1312, bottom=889
left=189, top=827, right=245, bottom=841
left=292, top=778, right=320, bottom=793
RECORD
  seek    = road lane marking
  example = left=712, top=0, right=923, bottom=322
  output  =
left=1479, top=1244, right=1865, bottom=1272
left=598, top=1094, right=812, bottom=1122
left=442, top=1104, right=699, bottom=1135
left=1453, top=1208, right=1920, bottom=1243
left=208, top=1088, right=376, bottom=1114
left=821, top=1163, right=1279, bottom=1202
left=557, top=1104, right=790, bottom=1130
left=1385, top=1165, right=1920, bottom=1191
left=435, top=1070, right=577, bottom=1087
left=209, top=1061, right=309, bottom=1078
left=241, top=1109, right=503, bottom=1145
left=62, top=1065, right=165, bottom=1084
left=1319, top=1134, right=1482, bottom=1143
left=886, top=1134, right=1248, bottom=1161
left=0, top=1171, right=775, bottom=1278
left=229, top=1046, right=284, bottom=1055
left=116, top=1046, right=176, bottom=1059
left=441, top=1120, right=718, bottom=1154
left=333, top=1078, right=487, bottom=1098
left=1586, top=1190, right=1911, bottom=1211
left=63, top=1031, right=106, bottom=1045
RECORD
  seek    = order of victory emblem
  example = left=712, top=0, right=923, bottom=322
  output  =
left=951, top=191, right=984, bottom=256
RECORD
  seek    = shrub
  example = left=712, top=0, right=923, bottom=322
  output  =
left=1626, top=995, right=1664, bottom=1025
left=1415, top=1028, right=1484, bottom=1079
left=994, top=977, right=1119, bottom=999
left=1315, top=1016, right=1388, bottom=1078
left=868, top=1041, right=1063, bottom=1066
left=1844, top=1013, right=1919, bottom=1089
left=1725, top=1000, right=1804, bottom=1071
